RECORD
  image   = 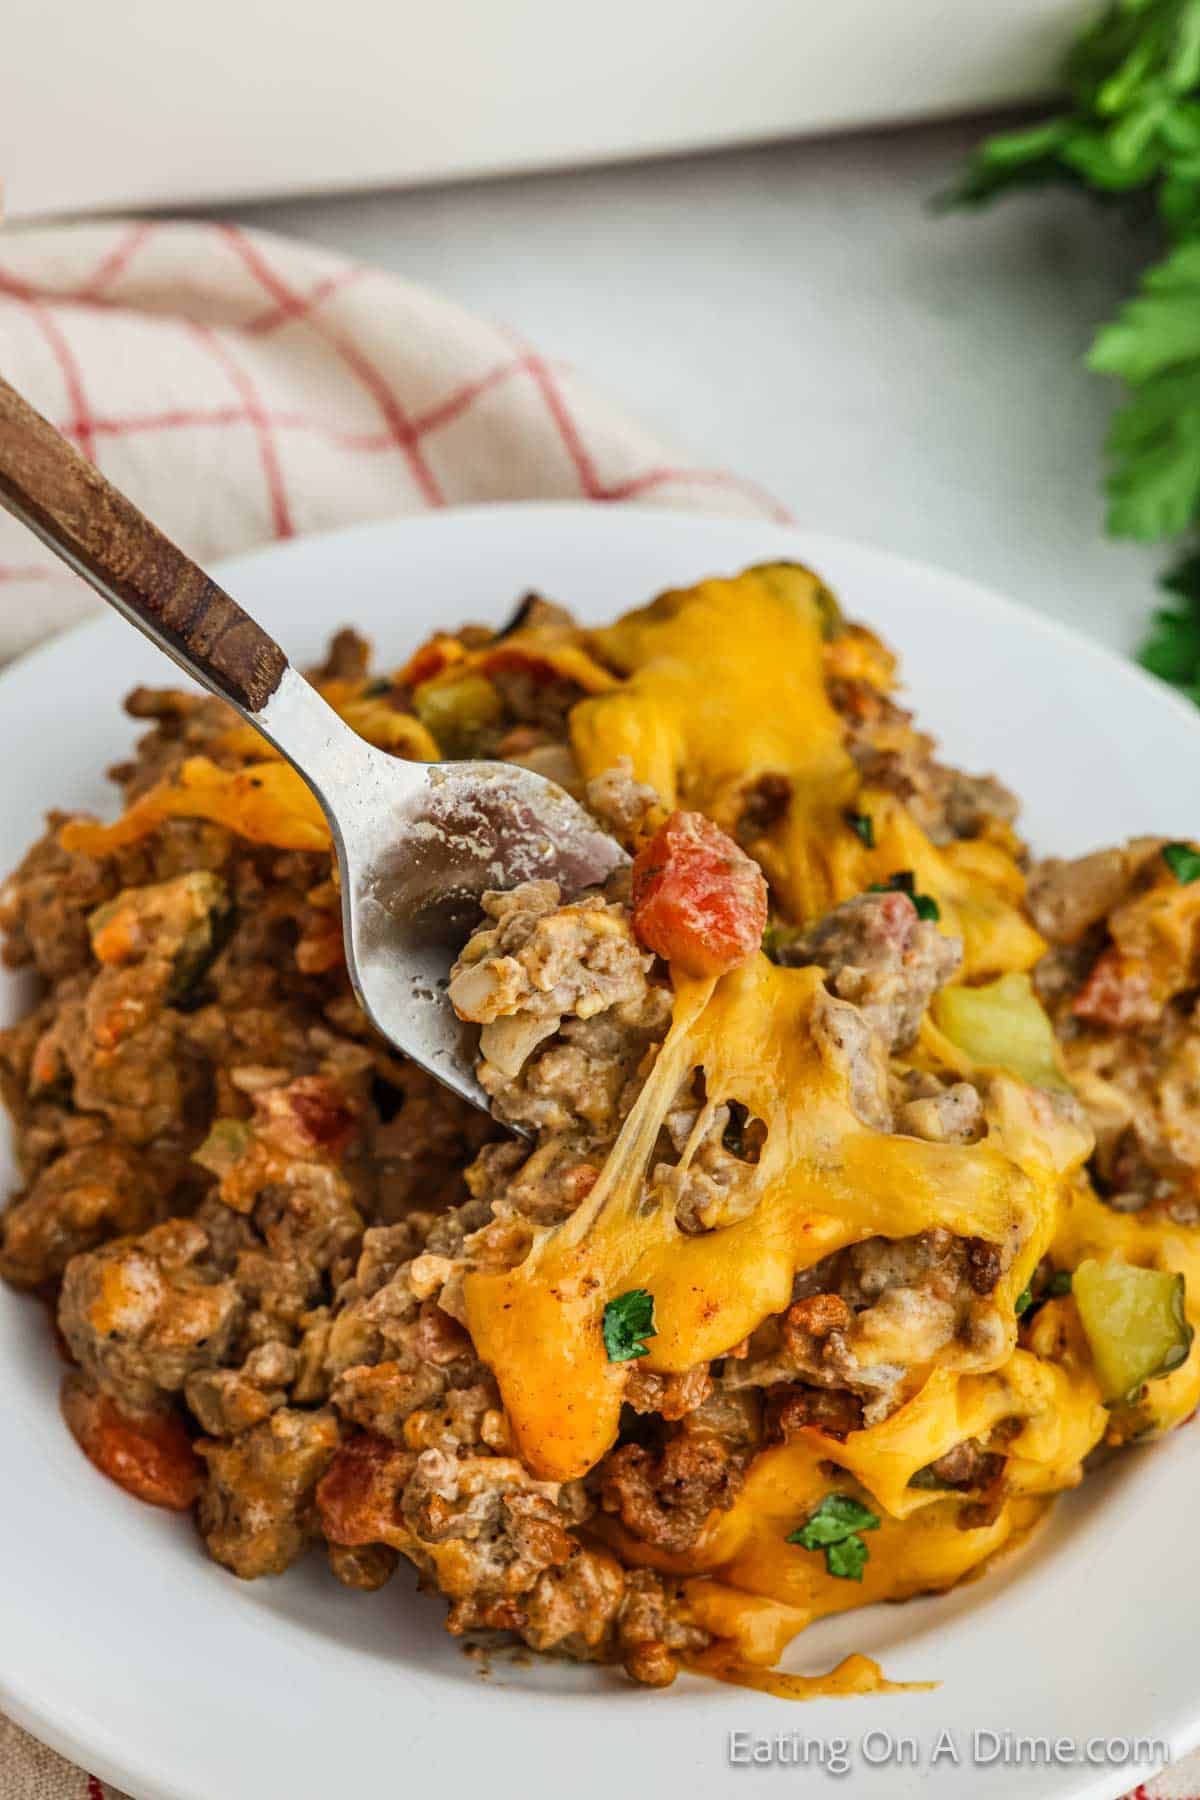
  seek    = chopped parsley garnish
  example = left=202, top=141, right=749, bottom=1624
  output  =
left=825, top=1535, right=870, bottom=1581
left=1163, top=841, right=1200, bottom=885
left=787, top=1493, right=879, bottom=1582
left=362, top=678, right=392, bottom=697
left=788, top=1494, right=878, bottom=1545
left=1017, top=1270, right=1072, bottom=1317
left=602, top=1288, right=657, bottom=1363
left=846, top=810, right=875, bottom=849
left=869, top=869, right=941, bottom=923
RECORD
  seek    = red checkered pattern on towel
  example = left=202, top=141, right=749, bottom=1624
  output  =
left=0, top=218, right=785, bottom=661
left=0, top=221, right=1192, bottom=1800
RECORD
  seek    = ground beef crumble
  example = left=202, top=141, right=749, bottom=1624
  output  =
left=1030, top=841, right=1200, bottom=1222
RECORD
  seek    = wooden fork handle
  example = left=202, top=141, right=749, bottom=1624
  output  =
left=0, top=371, right=287, bottom=713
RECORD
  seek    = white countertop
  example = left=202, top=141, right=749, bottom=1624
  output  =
left=228, top=116, right=1164, bottom=657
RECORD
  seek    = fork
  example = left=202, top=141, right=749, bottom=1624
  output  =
left=0, top=372, right=625, bottom=1122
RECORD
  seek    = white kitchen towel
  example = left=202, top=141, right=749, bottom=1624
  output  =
left=0, top=219, right=784, bottom=663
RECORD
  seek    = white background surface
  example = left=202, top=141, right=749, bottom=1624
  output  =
left=225, top=117, right=1166, bottom=658
left=5, top=0, right=1080, bottom=219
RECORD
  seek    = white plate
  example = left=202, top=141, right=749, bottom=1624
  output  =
left=1, top=504, right=1197, bottom=1800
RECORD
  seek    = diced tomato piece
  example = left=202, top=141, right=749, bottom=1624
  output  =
left=1072, top=948, right=1159, bottom=1030
left=285, top=1075, right=357, bottom=1157
left=631, top=810, right=768, bottom=979
left=60, top=1373, right=200, bottom=1511
left=316, top=1432, right=410, bottom=1546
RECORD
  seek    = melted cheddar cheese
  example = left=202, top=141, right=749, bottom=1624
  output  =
left=68, top=561, right=1198, bottom=1684
left=570, top=564, right=1045, bottom=974
left=60, top=620, right=618, bottom=861
left=467, top=562, right=1194, bottom=1684
left=463, top=963, right=1090, bottom=1482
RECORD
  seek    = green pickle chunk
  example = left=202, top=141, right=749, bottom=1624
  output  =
left=414, top=673, right=503, bottom=756
left=933, top=972, right=1069, bottom=1093
left=1072, top=1258, right=1193, bottom=1403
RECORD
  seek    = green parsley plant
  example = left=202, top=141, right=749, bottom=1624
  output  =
left=949, top=0, right=1200, bottom=694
